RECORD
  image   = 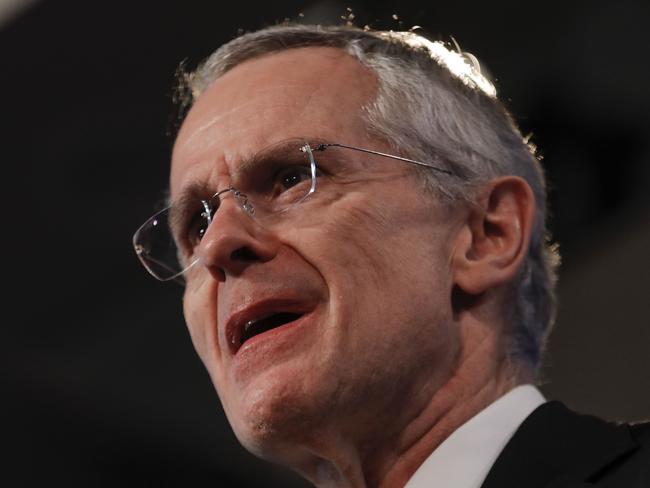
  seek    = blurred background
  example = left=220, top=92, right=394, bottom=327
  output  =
left=2, top=0, right=649, bottom=486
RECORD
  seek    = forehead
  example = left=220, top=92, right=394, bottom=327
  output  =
left=170, top=46, right=378, bottom=196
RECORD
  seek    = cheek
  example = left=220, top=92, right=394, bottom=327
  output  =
left=301, top=195, right=456, bottom=345
left=182, top=286, right=218, bottom=369
left=317, top=203, right=396, bottom=280
left=315, top=199, right=447, bottom=292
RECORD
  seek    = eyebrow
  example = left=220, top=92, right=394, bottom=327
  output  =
left=170, top=137, right=317, bottom=209
left=171, top=180, right=210, bottom=208
left=236, top=138, right=311, bottom=176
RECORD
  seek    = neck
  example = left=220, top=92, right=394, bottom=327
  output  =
left=294, top=318, right=529, bottom=488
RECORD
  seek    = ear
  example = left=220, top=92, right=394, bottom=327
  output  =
left=452, top=176, right=536, bottom=296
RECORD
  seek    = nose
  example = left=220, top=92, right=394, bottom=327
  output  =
left=196, top=194, right=279, bottom=281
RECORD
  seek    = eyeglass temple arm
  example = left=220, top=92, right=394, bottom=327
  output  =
left=315, top=143, right=454, bottom=176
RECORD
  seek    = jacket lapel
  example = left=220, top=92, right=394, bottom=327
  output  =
left=480, top=401, right=638, bottom=488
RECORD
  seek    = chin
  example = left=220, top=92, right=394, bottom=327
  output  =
left=229, top=398, right=308, bottom=463
left=224, top=363, right=333, bottom=461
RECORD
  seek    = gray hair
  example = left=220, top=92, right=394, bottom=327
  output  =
left=178, top=24, right=560, bottom=372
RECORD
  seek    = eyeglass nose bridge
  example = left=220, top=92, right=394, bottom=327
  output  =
left=204, top=187, right=255, bottom=227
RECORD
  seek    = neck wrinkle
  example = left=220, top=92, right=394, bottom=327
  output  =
left=295, top=373, right=522, bottom=488
left=292, top=318, right=525, bottom=488
left=370, top=335, right=524, bottom=488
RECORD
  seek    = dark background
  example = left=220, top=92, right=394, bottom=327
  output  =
left=2, top=0, right=649, bottom=486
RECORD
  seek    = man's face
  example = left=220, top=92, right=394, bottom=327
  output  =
left=171, top=47, right=463, bottom=458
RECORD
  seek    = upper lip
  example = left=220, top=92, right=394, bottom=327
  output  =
left=225, top=298, right=315, bottom=354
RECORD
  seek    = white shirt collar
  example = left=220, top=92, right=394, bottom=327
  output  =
left=404, top=384, right=546, bottom=488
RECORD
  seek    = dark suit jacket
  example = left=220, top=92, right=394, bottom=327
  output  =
left=480, top=401, right=650, bottom=488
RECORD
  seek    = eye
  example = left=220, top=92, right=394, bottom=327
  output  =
left=276, top=165, right=312, bottom=191
left=189, top=211, right=209, bottom=243
left=176, top=207, right=213, bottom=258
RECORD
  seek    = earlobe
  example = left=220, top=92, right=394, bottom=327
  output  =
left=453, top=176, right=535, bottom=296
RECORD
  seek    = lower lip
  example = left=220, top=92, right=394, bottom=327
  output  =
left=228, top=313, right=317, bottom=385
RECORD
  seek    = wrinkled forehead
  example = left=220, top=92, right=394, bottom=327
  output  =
left=170, top=46, right=378, bottom=197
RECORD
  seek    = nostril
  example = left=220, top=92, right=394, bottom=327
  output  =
left=214, top=267, right=226, bottom=282
left=231, top=246, right=259, bottom=262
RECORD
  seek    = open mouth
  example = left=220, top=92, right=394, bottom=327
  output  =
left=238, top=311, right=303, bottom=348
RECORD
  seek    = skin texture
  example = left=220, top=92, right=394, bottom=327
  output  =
left=170, top=47, right=536, bottom=487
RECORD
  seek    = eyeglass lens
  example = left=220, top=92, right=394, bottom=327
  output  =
left=133, top=141, right=317, bottom=281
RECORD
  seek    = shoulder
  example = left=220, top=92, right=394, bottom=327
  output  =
left=546, top=405, right=650, bottom=487
left=481, top=402, right=650, bottom=488
left=628, top=420, right=650, bottom=444
left=589, top=419, right=650, bottom=487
